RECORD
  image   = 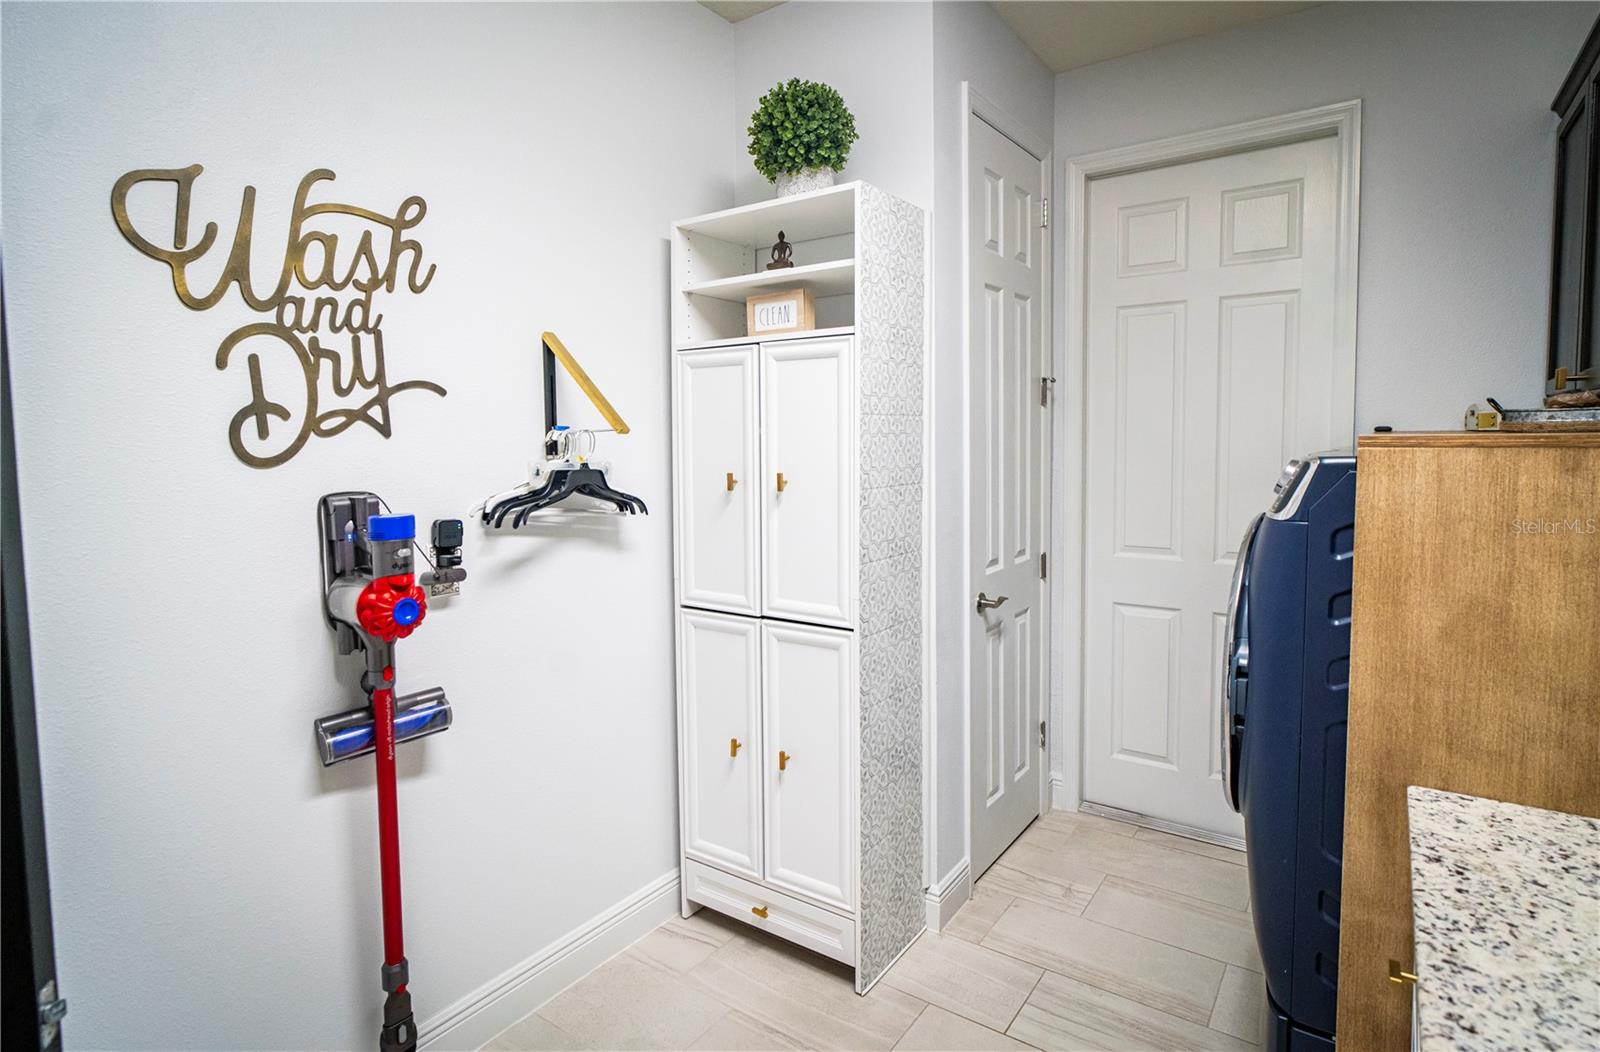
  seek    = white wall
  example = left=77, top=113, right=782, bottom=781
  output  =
left=928, top=3, right=1055, bottom=885
left=1, top=3, right=732, bottom=1048
left=1048, top=0, right=1595, bottom=792
left=732, top=2, right=935, bottom=209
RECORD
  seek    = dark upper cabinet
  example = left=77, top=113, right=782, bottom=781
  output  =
left=1548, top=18, right=1600, bottom=395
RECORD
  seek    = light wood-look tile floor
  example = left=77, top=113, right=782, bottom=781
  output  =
left=484, top=811, right=1264, bottom=1051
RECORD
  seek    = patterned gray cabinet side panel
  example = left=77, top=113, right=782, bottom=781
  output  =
left=854, top=183, right=926, bottom=990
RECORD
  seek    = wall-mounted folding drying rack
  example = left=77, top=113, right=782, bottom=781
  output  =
left=540, top=331, right=630, bottom=453
left=477, top=332, right=648, bottom=526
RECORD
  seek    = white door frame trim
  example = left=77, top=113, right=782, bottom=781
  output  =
left=1056, top=99, right=1362, bottom=814
left=959, top=81, right=1055, bottom=898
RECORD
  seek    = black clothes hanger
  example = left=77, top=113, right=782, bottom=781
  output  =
left=491, top=466, right=626, bottom=526
left=510, top=466, right=646, bottom=527
left=482, top=336, right=648, bottom=526
left=485, top=471, right=560, bottom=526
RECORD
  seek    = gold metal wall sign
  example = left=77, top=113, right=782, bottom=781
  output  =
left=111, top=165, right=445, bottom=468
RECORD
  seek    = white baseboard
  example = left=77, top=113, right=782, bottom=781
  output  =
left=418, top=870, right=680, bottom=1050
left=923, top=858, right=971, bottom=932
left=1049, top=776, right=1078, bottom=813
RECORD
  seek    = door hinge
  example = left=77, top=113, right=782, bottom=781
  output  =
left=38, top=980, right=66, bottom=1049
left=1039, top=720, right=1047, bottom=750
left=1040, top=552, right=1048, bottom=579
left=1039, top=376, right=1056, bottom=408
left=1040, top=197, right=1050, bottom=229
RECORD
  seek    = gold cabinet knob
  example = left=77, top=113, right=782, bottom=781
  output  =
left=726, top=472, right=738, bottom=492
left=1388, top=959, right=1418, bottom=985
left=778, top=750, right=792, bottom=771
left=751, top=905, right=769, bottom=918
left=729, top=737, right=742, bottom=757
left=776, top=472, right=789, bottom=493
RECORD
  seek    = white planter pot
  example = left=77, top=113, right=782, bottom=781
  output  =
left=775, top=167, right=836, bottom=197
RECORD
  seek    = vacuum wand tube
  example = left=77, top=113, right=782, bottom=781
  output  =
left=317, top=494, right=455, bottom=1052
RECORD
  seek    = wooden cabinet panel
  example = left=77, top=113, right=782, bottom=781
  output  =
left=762, top=621, right=855, bottom=912
left=674, top=346, right=761, bottom=614
left=679, top=610, right=763, bottom=880
left=761, top=336, right=854, bottom=626
left=1336, top=433, right=1600, bottom=1050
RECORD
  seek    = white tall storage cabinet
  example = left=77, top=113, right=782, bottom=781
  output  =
left=669, top=183, right=926, bottom=993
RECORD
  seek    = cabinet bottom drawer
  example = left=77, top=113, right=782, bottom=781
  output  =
left=684, top=859, right=856, bottom=967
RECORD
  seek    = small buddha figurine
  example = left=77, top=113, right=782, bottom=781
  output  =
left=766, top=230, right=795, bottom=270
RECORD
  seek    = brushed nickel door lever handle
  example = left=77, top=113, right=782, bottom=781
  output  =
left=976, top=592, right=1009, bottom=613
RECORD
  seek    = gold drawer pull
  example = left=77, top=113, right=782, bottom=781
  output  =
left=751, top=905, right=769, bottom=918
left=1388, top=959, right=1417, bottom=985
left=726, top=472, right=738, bottom=492
left=776, top=472, right=789, bottom=493
left=729, top=737, right=742, bottom=757
left=778, top=750, right=792, bottom=771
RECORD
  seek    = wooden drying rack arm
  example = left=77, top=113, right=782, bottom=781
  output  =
left=541, top=331, right=630, bottom=456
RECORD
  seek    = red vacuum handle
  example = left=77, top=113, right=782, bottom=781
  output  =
left=372, top=683, right=406, bottom=979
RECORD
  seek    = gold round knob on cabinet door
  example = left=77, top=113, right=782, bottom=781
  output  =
left=778, top=750, right=792, bottom=771
left=726, top=472, right=738, bottom=492
left=776, top=472, right=789, bottom=493
left=730, top=737, right=742, bottom=757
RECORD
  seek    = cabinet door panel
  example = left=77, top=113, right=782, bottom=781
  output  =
left=680, top=610, right=762, bottom=879
left=762, top=622, right=854, bottom=911
left=761, top=337, right=853, bottom=626
left=675, top=347, right=760, bottom=614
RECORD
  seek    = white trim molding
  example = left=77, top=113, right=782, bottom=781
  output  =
left=922, top=202, right=937, bottom=894
left=968, top=89, right=1052, bottom=162
left=1078, top=801, right=1246, bottom=853
left=924, top=857, right=973, bottom=932
left=418, top=870, right=679, bottom=1051
left=1059, top=99, right=1362, bottom=820
left=1049, top=776, right=1075, bottom=814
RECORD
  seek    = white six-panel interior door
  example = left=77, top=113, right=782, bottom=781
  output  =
left=1082, top=135, right=1351, bottom=839
left=969, top=112, right=1049, bottom=880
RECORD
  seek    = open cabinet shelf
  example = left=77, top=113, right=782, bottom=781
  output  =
left=682, top=258, right=856, bottom=303
left=675, top=182, right=858, bottom=245
left=674, top=325, right=855, bottom=353
left=671, top=182, right=869, bottom=345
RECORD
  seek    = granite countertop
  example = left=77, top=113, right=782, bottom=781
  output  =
left=1407, top=786, right=1600, bottom=1052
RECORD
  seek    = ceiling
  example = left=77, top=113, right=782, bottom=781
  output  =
left=993, top=2, right=1323, bottom=72
left=700, top=2, right=1323, bottom=74
left=699, top=1, right=785, bottom=23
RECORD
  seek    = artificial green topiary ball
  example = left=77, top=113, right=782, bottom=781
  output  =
left=748, top=78, right=859, bottom=182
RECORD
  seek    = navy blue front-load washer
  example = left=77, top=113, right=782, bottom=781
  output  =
left=1221, top=452, right=1356, bottom=1052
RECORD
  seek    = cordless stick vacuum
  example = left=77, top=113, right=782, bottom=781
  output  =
left=315, top=493, right=465, bottom=1052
